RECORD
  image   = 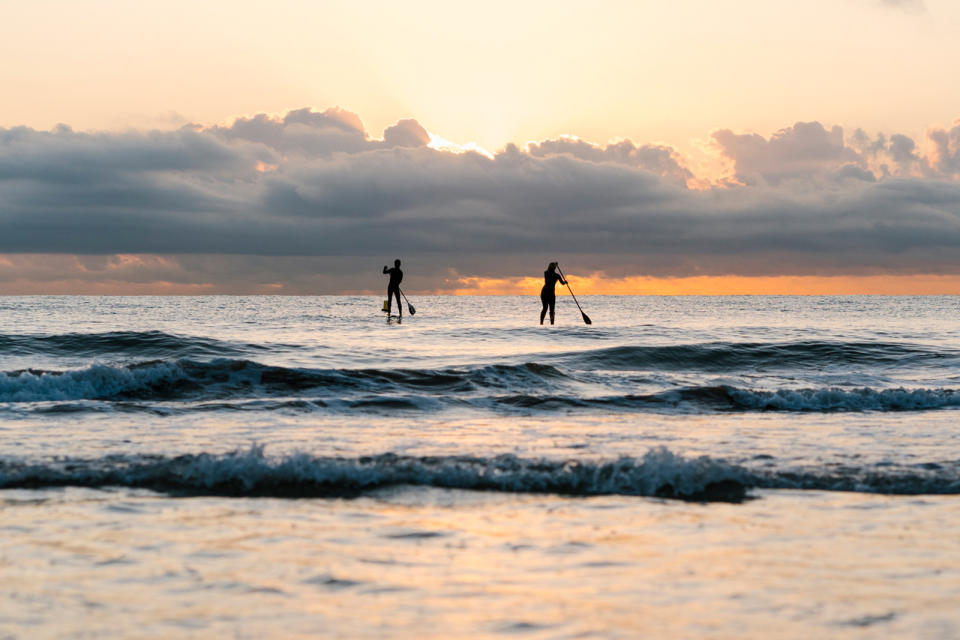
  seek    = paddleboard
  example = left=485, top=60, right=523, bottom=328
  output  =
left=382, top=302, right=404, bottom=321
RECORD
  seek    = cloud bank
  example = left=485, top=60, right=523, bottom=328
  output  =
left=1, top=108, right=959, bottom=293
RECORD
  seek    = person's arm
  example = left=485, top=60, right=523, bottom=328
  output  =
left=383, top=266, right=390, bottom=274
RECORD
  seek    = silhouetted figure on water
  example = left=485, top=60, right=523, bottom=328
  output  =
left=383, top=259, right=403, bottom=317
left=540, top=262, right=567, bottom=325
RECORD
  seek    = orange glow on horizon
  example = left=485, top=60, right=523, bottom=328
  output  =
left=445, top=274, right=960, bottom=296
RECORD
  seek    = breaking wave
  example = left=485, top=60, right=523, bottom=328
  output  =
left=2, top=446, right=959, bottom=501
left=722, top=386, right=960, bottom=411
left=495, top=386, right=960, bottom=412
left=0, top=359, right=568, bottom=404
left=0, top=358, right=957, bottom=413
left=0, top=447, right=754, bottom=502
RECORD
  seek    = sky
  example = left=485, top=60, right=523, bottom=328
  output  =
left=1, top=0, right=959, bottom=294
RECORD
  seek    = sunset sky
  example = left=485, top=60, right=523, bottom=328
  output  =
left=2, top=0, right=959, bottom=294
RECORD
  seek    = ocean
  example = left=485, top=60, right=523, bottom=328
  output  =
left=1, top=295, right=958, bottom=638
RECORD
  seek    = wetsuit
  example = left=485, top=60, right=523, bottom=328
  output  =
left=384, top=266, right=403, bottom=315
left=540, top=269, right=566, bottom=325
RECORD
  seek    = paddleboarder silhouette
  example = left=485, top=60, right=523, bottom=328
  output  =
left=539, top=262, right=567, bottom=325
left=383, top=259, right=404, bottom=317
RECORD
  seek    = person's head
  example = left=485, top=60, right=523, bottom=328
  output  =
left=394, top=259, right=401, bottom=267
left=547, top=262, right=558, bottom=272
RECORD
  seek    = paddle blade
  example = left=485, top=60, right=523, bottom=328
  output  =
left=581, top=312, right=592, bottom=325
left=408, top=303, right=416, bottom=315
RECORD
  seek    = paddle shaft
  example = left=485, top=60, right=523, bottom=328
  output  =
left=556, top=266, right=589, bottom=321
left=399, top=288, right=416, bottom=314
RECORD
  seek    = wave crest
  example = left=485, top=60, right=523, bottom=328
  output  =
left=4, top=446, right=960, bottom=499
left=564, top=341, right=953, bottom=371
left=0, top=446, right=750, bottom=502
left=1, top=358, right=957, bottom=413
left=0, top=359, right=571, bottom=403
left=726, top=386, right=960, bottom=411
left=495, top=385, right=960, bottom=412
left=0, top=331, right=265, bottom=359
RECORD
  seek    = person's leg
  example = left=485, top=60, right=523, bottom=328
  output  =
left=540, top=296, right=548, bottom=324
left=386, top=288, right=392, bottom=314
left=392, top=289, right=402, bottom=316
left=548, top=298, right=556, bottom=324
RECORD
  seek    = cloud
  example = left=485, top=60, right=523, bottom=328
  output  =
left=712, top=122, right=863, bottom=185
left=926, top=120, right=960, bottom=178
left=204, top=107, right=433, bottom=156
left=714, top=120, right=960, bottom=184
left=383, top=118, right=430, bottom=147
left=877, top=0, right=925, bottom=12
left=1, top=108, right=959, bottom=292
left=204, top=106, right=370, bottom=156
left=525, top=137, right=694, bottom=187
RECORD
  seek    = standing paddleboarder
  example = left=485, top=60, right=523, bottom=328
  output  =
left=539, top=262, right=567, bottom=325
left=383, top=259, right=404, bottom=317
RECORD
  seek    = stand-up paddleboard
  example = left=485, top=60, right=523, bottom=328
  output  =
left=383, top=297, right=414, bottom=317
left=382, top=300, right=402, bottom=321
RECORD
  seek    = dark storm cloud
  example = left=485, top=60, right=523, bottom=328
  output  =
left=1, top=108, right=960, bottom=288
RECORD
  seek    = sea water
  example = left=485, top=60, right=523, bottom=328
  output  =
left=1, top=295, right=958, bottom=638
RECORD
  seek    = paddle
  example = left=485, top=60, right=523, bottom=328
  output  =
left=399, top=288, right=416, bottom=316
left=556, top=265, right=592, bottom=325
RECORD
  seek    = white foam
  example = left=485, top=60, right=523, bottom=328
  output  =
left=727, top=386, right=960, bottom=411
left=0, top=361, right=188, bottom=402
left=0, top=446, right=750, bottom=500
